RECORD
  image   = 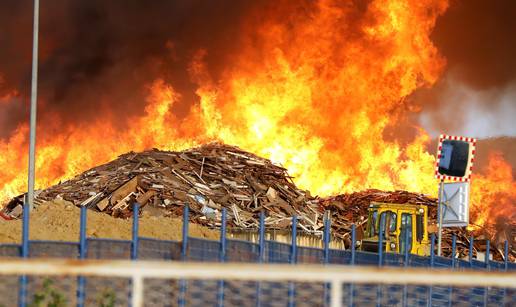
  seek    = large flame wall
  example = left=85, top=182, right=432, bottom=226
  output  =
left=0, top=0, right=514, bottom=236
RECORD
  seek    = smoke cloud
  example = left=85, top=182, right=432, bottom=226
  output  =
left=414, top=0, right=516, bottom=138
left=0, top=0, right=271, bottom=138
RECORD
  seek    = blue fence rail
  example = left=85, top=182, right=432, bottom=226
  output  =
left=0, top=203, right=514, bottom=306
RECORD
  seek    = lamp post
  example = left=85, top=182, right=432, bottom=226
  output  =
left=27, top=0, right=40, bottom=210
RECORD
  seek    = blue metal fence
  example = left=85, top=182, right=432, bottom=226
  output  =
left=0, top=203, right=515, bottom=306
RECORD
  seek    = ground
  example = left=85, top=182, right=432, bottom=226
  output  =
left=0, top=200, right=218, bottom=243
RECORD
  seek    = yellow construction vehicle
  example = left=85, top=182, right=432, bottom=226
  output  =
left=359, top=202, right=430, bottom=256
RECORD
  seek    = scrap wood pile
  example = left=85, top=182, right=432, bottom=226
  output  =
left=14, top=143, right=322, bottom=232
left=320, top=190, right=515, bottom=261
left=1, top=143, right=513, bottom=261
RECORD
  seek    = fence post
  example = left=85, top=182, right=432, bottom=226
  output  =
left=178, top=205, right=189, bottom=307
left=483, top=240, right=490, bottom=307
left=217, top=208, right=227, bottom=307
left=504, top=241, right=509, bottom=271
left=322, top=212, right=331, bottom=307
left=502, top=240, right=509, bottom=304
left=427, top=234, right=435, bottom=307
left=351, top=224, right=356, bottom=265
left=469, top=236, right=474, bottom=267
left=402, top=228, right=409, bottom=307
left=131, top=203, right=139, bottom=260
left=349, top=224, right=356, bottom=307
left=323, top=213, right=330, bottom=264
left=448, top=234, right=456, bottom=307
left=182, top=205, right=189, bottom=260
left=377, top=227, right=383, bottom=307
left=485, top=240, right=490, bottom=269
left=256, top=211, right=265, bottom=307
left=288, top=216, right=297, bottom=307
left=19, top=203, right=30, bottom=307
left=378, top=227, right=383, bottom=267
left=77, top=206, right=87, bottom=307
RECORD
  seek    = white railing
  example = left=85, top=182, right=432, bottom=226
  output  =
left=0, top=258, right=515, bottom=307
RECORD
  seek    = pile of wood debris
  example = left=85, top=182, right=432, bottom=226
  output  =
left=1, top=143, right=513, bottom=262
left=4, top=143, right=321, bottom=232
left=320, top=190, right=515, bottom=262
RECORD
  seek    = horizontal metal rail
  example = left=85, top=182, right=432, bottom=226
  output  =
left=0, top=258, right=515, bottom=287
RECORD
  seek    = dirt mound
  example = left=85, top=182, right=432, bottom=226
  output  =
left=0, top=199, right=217, bottom=244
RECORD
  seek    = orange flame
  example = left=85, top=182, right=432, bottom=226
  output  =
left=0, top=0, right=514, bottom=235
left=469, top=153, right=516, bottom=239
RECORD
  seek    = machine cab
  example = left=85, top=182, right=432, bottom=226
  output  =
left=360, top=202, right=430, bottom=256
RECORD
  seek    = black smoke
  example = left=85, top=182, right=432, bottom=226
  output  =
left=0, top=0, right=270, bottom=138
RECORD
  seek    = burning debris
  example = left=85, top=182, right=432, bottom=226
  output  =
left=18, top=143, right=321, bottom=232
left=1, top=143, right=514, bottom=261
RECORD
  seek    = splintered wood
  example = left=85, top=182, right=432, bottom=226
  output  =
left=1, top=143, right=513, bottom=262
left=34, top=143, right=321, bottom=231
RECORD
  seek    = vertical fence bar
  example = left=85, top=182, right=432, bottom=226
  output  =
left=349, top=224, right=355, bottom=307
left=178, top=205, right=189, bottom=307
left=469, top=236, right=474, bottom=267
left=288, top=216, right=297, bottom=307
left=351, top=224, right=356, bottom=265
left=77, top=206, right=87, bottom=307
left=485, top=240, right=490, bottom=268
left=504, top=240, right=508, bottom=271
left=377, top=227, right=383, bottom=307
left=427, top=234, right=435, bottom=307
left=217, top=208, right=227, bottom=307
left=402, top=227, right=409, bottom=307
left=322, top=212, right=331, bottom=307
left=323, top=214, right=330, bottom=263
left=256, top=211, right=265, bottom=307
left=502, top=240, right=508, bottom=305
left=131, top=203, right=139, bottom=260
left=448, top=234, right=456, bottom=307
left=128, top=203, right=140, bottom=306
left=19, top=203, right=30, bottom=307
left=483, top=240, right=490, bottom=306
left=378, top=227, right=383, bottom=267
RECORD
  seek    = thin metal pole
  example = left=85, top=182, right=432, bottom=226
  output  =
left=448, top=235, right=456, bottom=307
left=428, top=234, right=435, bottom=307
left=437, top=180, right=444, bottom=256
left=377, top=226, right=383, bottom=307
left=469, top=236, right=474, bottom=267
left=181, top=205, right=189, bottom=260
left=350, top=224, right=356, bottom=265
left=217, top=208, right=227, bottom=307
left=19, top=203, right=30, bottom=307
left=77, top=206, right=87, bottom=307
left=288, top=216, right=297, bottom=307
left=349, top=224, right=355, bottom=307
left=483, top=240, right=490, bottom=307
left=323, top=212, right=331, bottom=307
left=27, top=0, right=40, bottom=210
left=323, top=213, right=330, bottom=264
left=131, top=203, right=139, bottom=260
left=256, top=211, right=265, bottom=307
left=402, top=227, right=409, bottom=307
left=259, top=211, right=265, bottom=262
left=179, top=205, right=189, bottom=307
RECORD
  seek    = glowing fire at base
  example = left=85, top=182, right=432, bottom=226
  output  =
left=0, top=0, right=514, bottom=238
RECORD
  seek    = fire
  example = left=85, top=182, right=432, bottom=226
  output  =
left=469, top=153, right=516, bottom=239
left=0, top=0, right=514, bottom=234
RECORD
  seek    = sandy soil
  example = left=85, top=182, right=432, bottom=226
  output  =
left=0, top=199, right=218, bottom=243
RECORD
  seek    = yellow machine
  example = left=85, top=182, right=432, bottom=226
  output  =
left=359, top=202, right=430, bottom=256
